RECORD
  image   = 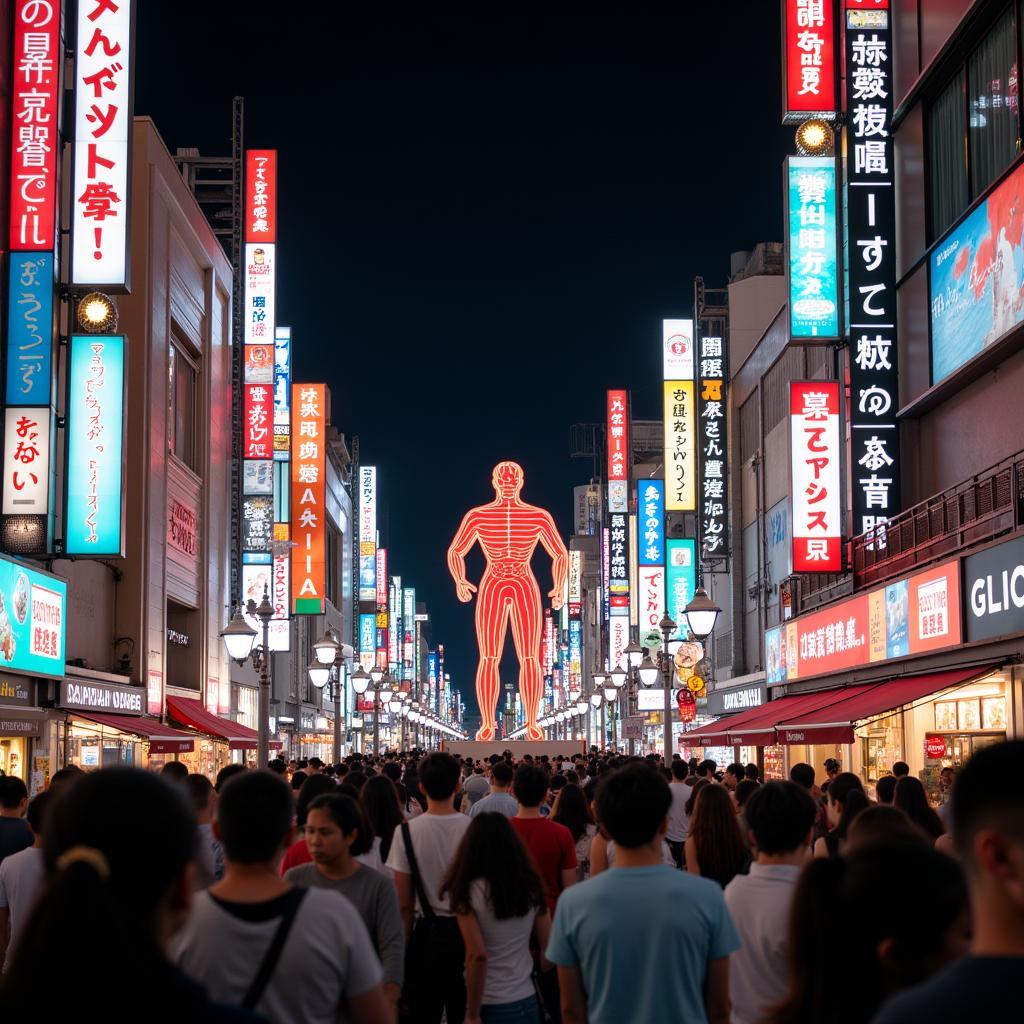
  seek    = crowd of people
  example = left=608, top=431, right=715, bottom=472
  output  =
left=0, top=740, right=1020, bottom=1023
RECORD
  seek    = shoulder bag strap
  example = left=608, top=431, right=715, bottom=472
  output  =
left=241, top=886, right=307, bottom=1009
left=401, top=821, right=435, bottom=920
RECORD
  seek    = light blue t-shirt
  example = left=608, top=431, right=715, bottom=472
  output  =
left=546, top=864, right=740, bottom=1024
left=468, top=791, right=519, bottom=818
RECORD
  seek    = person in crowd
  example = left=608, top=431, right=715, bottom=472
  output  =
left=871, top=740, right=1024, bottom=1022
left=267, top=758, right=287, bottom=776
left=723, top=763, right=744, bottom=791
left=744, top=763, right=759, bottom=782
left=847, top=805, right=930, bottom=850
left=46, top=765, right=84, bottom=793
left=161, top=761, right=189, bottom=784
left=936, top=766, right=956, bottom=829
left=0, top=778, right=30, bottom=867
left=734, top=779, right=760, bottom=849
left=823, top=758, right=841, bottom=784
left=361, top=775, right=404, bottom=865
left=813, top=772, right=870, bottom=860
left=788, top=762, right=819, bottom=797
left=0, top=768, right=261, bottom=1020
left=463, top=766, right=491, bottom=808
left=289, top=770, right=307, bottom=796
left=665, top=759, right=693, bottom=869
left=547, top=763, right=739, bottom=1024
left=0, top=791, right=50, bottom=971
left=894, top=775, right=945, bottom=841
left=285, top=793, right=403, bottom=1009
left=346, top=769, right=368, bottom=793
left=875, top=774, right=897, bottom=805
left=550, top=783, right=597, bottom=882
left=278, top=773, right=337, bottom=875
left=386, top=752, right=471, bottom=1024
left=767, top=840, right=968, bottom=1024
left=306, top=757, right=324, bottom=775
left=725, top=781, right=817, bottom=1024
left=402, top=769, right=426, bottom=817
left=469, top=761, right=517, bottom=819
left=173, top=770, right=390, bottom=1024
left=685, top=782, right=750, bottom=888
left=892, top=761, right=910, bottom=778
left=185, top=774, right=221, bottom=887
left=696, top=759, right=717, bottom=781
left=442, top=812, right=551, bottom=1024
left=216, top=764, right=247, bottom=793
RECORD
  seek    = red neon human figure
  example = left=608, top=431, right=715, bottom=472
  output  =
left=448, top=461, right=569, bottom=741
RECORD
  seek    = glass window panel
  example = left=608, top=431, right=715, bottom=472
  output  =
left=928, top=69, right=969, bottom=238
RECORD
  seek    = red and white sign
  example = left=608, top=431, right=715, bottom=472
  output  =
left=245, top=150, right=277, bottom=244
left=168, top=498, right=199, bottom=557
left=244, top=383, right=273, bottom=460
left=662, top=319, right=694, bottom=380
left=607, top=390, right=628, bottom=482
left=9, top=0, right=61, bottom=251
left=71, top=0, right=133, bottom=286
left=291, top=384, right=326, bottom=614
left=791, top=381, right=841, bottom=572
left=924, top=734, right=947, bottom=759
left=638, top=565, right=666, bottom=634
left=782, top=0, right=837, bottom=123
left=2, top=407, right=49, bottom=514
left=609, top=615, right=629, bottom=672
left=376, top=548, right=388, bottom=607
left=243, top=150, right=277, bottom=346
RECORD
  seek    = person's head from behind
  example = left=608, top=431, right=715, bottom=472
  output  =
left=382, top=761, right=401, bottom=783
left=744, top=781, right=818, bottom=856
left=214, top=763, right=246, bottom=793
left=697, top=759, right=717, bottom=779
left=513, top=765, right=550, bottom=809
left=744, top=763, right=759, bottom=781
left=789, top=762, right=815, bottom=791
left=290, top=769, right=307, bottom=793
left=735, top=778, right=760, bottom=810
left=894, top=775, right=942, bottom=833
left=892, top=761, right=910, bottom=778
left=847, top=805, right=930, bottom=851
left=670, top=759, right=688, bottom=781
left=595, top=764, right=670, bottom=850
left=216, top=770, right=293, bottom=866
left=875, top=774, right=897, bottom=804
left=307, top=757, right=324, bottom=774
left=159, top=760, right=188, bottom=784
left=184, top=774, right=214, bottom=823
left=295, top=772, right=337, bottom=828
left=824, top=757, right=841, bottom=780
left=724, top=762, right=744, bottom=789
left=305, top=793, right=372, bottom=864
left=826, top=772, right=868, bottom=833
left=267, top=758, right=287, bottom=776
left=0, top=775, right=28, bottom=816
left=684, top=776, right=710, bottom=817
left=489, top=761, right=514, bottom=791
left=551, top=783, right=593, bottom=843
left=24, top=791, right=51, bottom=839
left=47, top=765, right=84, bottom=795
left=418, top=752, right=461, bottom=803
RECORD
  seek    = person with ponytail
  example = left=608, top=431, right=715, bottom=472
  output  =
left=813, top=772, right=870, bottom=860
left=0, top=768, right=262, bottom=1020
left=766, top=840, right=969, bottom=1024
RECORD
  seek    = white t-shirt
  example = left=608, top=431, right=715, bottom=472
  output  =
left=724, top=862, right=802, bottom=1024
left=0, top=845, right=44, bottom=971
left=469, top=880, right=537, bottom=1005
left=385, top=811, right=471, bottom=917
left=355, top=835, right=384, bottom=873
left=666, top=782, right=693, bottom=842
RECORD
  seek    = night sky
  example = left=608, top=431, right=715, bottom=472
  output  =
left=135, top=6, right=791, bottom=718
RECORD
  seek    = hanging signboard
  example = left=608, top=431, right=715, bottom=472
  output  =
left=607, top=389, right=629, bottom=513
left=6, top=253, right=55, bottom=406
left=697, top=328, right=730, bottom=555
left=290, top=384, right=326, bottom=614
left=782, top=0, right=838, bottom=123
left=2, top=407, right=50, bottom=515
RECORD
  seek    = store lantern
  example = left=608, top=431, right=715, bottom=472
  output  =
left=677, top=688, right=697, bottom=723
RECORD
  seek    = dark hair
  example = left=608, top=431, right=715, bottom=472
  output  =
left=670, top=760, right=688, bottom=781
left=418, top=753, right=461, bottom=801
left=47, top=766, right=84, bottom=793
left=847, top=805, right=930, bottom=850
left=697, top=759, right=717, bottom=777
left=595, top=764, right=670, bottom=849
left=308, top=757, right=324, bottom=769
left=874, top=775, right=897, bottom=804
left=744, top=763, right=759, bottom=781
left=735, top=779, right=760, bottom=809
left=513, top=765, right=550, bottom=808
left=0, top=769, right=196, bottom=1012
left=25, top=791, right=51, bottom=834
left=267, top=758, right=288, bottom=775
left=382, top=762, right=401, bottom=783
left=894, top=775, right=945, bottom=840
left=295, top=773, right=337, bottom=828
left=490, top=761, right=514, bottom=787
left=0, top=775, right=28, bottom=809
left=216, top=770, right=293, bottom=864
left=215, top=763, right=246, bottom=793
left=952, top=740, right=1024, bottom=865
left=159, top=761, right=188, bottom=783
left=726, top=762, right=744, bottom=779
left=767, top=842, right=967, bottom=1024
left=184, top=773, right=213, bottom=814
left=892, top=761, right=910, bottom=777
left=789, top=762, right=815, bottom=790
left=344, top=769, right=368, bottom=792
left=827, top=773, right=869, bottom=841
left=551, top=783, right=593, bottom=843
left=290, top=770, right=308, bottom=792
left=685, top=777, right=711, bottom=817
left=745, top=781, right=817, bottom=854
left=361, top=775, right=403, bottom=861
left=441, top=812, right=547, bottom=919
left=306, top=793, right=372, bottom=856
left=690, top=783, right=749, bottom=887
left=549, top=773, right=566, bottom=792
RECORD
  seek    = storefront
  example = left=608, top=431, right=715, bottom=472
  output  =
left=0, top=677, right=43, bottom=780
left=166, top=695, right=275, bottom=776
left=703, top=676, right=783, bottom=776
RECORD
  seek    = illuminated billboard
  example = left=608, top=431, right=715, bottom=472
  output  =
left=0, top=555, right=65, bottom=678
left=6, top=253, right=54, bottom=406
left=359, top=467, right=377, bottom=602
left=662, top=319, right=693, bottom=380
left=2, top=408, right=50, bottom=515
left=666, top=538, right=696, bottom=633
left=638, top=479, right=665, bottom=565
left=782, top=0, right=837, bottom=123
left=290, top=384, right=326, bottom=613
left=664, top=381, right=696, bottom=511
left=607, top=389, right=629, bottom=513
left=787, top=156, right=839, bottom=340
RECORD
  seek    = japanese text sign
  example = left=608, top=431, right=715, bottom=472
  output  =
left=244, top=243, right=275, bottom=346
left=662, top=319, right=693, bottom=379
left=71, top=0, right=133, bottom=287
left=664, top=380, right=696, bottom=511
left=638, top=479, right=665, bottom=566
left=2, top=407, right=49, bottom=514
left=607, top=389, right=629, bottom=512
left=790, top=381, right=841, bottom=572
left=273, top=326, right=291, bottom=458
left=697, top=330, right=729, bottom=557
left=359, top=466, right=377, bottom=602
left=245, top=150, right=276, bottom=243
left=568, top=548, right=582, bottom=610
left=0, top=555, right=65, bottom=678
left=782, top=0, right=837, bottom=123
left=268, top=524, right=290, bottom=652
left=609, top=511, right=629, bottom=606
left=6, top=252, right=54, bottom=405
left=65, top=335, right=124, bottom=555
left=638, top=564, right=666, bottom=635
left=666, top=538, right=696, bottom=635
left=243, top=383, right=273, bottom=460
left=290, top=384, right=326, bottom=614
left=241, top=496, right=273, bottom=553
left=376, top=547, right=388, bottom=608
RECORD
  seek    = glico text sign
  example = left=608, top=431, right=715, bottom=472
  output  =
left=782, top=0, right=837, bottom=123
left=787, top=156, right=839, bottom=340
left=790, top=381, right=841, bottom=573
left=290, top=384, right=326, bottom=614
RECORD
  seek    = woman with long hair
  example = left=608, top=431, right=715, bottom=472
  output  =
left=685, top=783, right=750, bottom=887
left=684, top=776, right=711, bottom=818
left=766, top=840, right=969, bottom=1024
left=278, top=772, right=336, bottom=874
left=361, top=774, right=404, bottom=864
left=551, top=783, right=597, bottom=881
left=441, top=813, right=550, bottom=1024
left=814, top=772, right=870, bottom=859
left=0, top=768, right=260, bottom=1020
left=893, top=775, right=945, bottom=841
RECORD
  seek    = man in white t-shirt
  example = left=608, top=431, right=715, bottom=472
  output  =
left=724, top=781, right=818, bottom=1024
left=665, top=760, right=693, bottom=868
left=386, top=752, right=471, bottom=1024
left=0, top=791, right=50, bottom=972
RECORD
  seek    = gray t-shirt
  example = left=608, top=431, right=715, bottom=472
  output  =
left=172, top=886, right=382, bottom=1024
left=468, top=791, right=519, bottom=818
left=284, top=863, right=404, bottom=987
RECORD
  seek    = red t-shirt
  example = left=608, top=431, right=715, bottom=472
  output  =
left=510, top=816, right=577, bottom=913
left=278, top=837, right=311, bottom=875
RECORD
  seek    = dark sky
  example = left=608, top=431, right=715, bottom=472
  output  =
left=135, top=6, right=790, bottom=719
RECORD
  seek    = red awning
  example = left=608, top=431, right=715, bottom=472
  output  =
left=681, top=697, right=787, bottom=747
left=73, top=712, right=196, bottom=754
left=727, top=689, right=858, bottom=746
left=774, top=666, right=997, bottom=745
left=166, top=696, right=270, bottom=750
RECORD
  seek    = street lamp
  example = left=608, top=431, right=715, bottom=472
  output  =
left=638, top=652, right=660, bottom=687
left=307, top=634, right=348, bottom=766
left=684, top=587, right=722, bottom=641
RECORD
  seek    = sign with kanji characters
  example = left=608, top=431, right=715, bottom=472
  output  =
left=666, top=538, right=696, bottom=635
left=65, top=335, right=125, bottom=555
left=637, top=479, right=665, bottom=566
left=168, top=498, right=198, bottom=556
left=273, top=326, right=291, bottom=458
left=359, top=466, right=377, bottom=602
left=782, top=0, right=838, bottom=123
left=609, top=615, right=629, bottom=672
left=845, top=0, right=901, bottom=545
left=241, top=496, right=273, bottom=553
left=0, top=555, right=65, bottom=678
left=268, top=523, right=290, bottom=652
left=244, top=243, right=276, bottom=346
left=2, top=407, right=49, bottom=515
left=664, top=380, right=696, bottom=511
left=568, top=548, right=582, bottom=610
left=6, top=252, right=55, bottom=406
left=290, top=383, right=326, bottom=614
left=9, top=0, right=61, bottom=252
left=568, top=618, right=582, bottom=690
left=787, top=156, right=840, bottom=339
left=638, top=564, right=666, bottom=635
left=243, top=383, right=273, bottom=460
left=790, top=381, right=841, bottom=572
left=697, top=330, right=730, bottom=557
left=246, top=149, right=277, bottom=243
left=70, top=0, right=133, bottom=287
left=360, top=613, right=376, bottom=659
left=608, top=511, right=629, bottom=603
left=606, top=389, right=629, bottom=513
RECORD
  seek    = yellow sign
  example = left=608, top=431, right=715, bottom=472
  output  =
left=687, top=674, right=704, bottom=693
left=664, top=380, right=696, bottom=511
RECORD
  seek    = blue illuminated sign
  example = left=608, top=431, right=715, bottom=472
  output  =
left=6, top=252, right=54, bottom=406
left=787, top=156, right=839, bottom=339
left=0, top=555, right=66, bottom=679
left=665, top=538, right=697, bottom=638
left=637, top=479, right=665, bottom=566
left=359, top=613, right=376, bottom=656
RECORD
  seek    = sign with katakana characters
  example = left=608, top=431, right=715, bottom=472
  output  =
left=790, top=381, right=841, bottom=573
left=290, top=383, right=326, bottom=614
left=782, top=0, right=838, bottom=123
left=241, top=495, right=273, bottom=553
left=2, top=407, right=49, bottom=515
left=359, top=466, right=377, bottom=602
left=243, top=383, right=273, bottom=460
left=568, top=548, right=582, bottom=611
left=697, top=331, right=730, bottom=558
left=638, top=564, right=666, bottom=635
left=71, top=0, right=134, bottom=287
left=787, top=156, right=840, bottom=339
left=638, top=479, right=665, bottom=566
left=6, top=252, right=55, bottom=406
left=606, top=389, right=629, bottom=512
left=65, top=335, right=125, bottom=555
left=845, top=0, right=901, bottom=547
left=9, top=0, right=61, bottom=252
left=0, top=554, right=65, bottom=679
left=664, top=380, right=696, bottom=511
left=246, top=149, right=277, bottom=244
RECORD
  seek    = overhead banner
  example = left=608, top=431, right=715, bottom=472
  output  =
left=790, top=381, right=841, bottom=572
left=666, top=538, right=697, bottom=634
left=782, top=0, right=837, bottom=123
left=359, top=467, right=377, bottom=602
left=2, top=407, right=50, bottom=515
left=607, top=389, right=629, bottom=513
left=846, top=0, right=900, bottom=544
left=70, top=0, right=133, bottom=287
left=697, top=329, right=729, bottom=556
left=290, top=384, right=326, bottom=614
left=65, top=335, right=125, bottom=555
left=6, top=253, right=55, bottom=406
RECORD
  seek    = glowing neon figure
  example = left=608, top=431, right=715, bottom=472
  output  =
left=448, top=461, right=569, bottom=741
